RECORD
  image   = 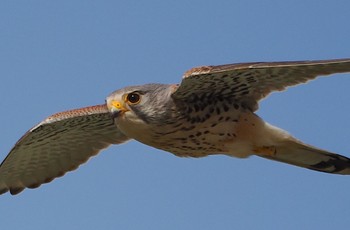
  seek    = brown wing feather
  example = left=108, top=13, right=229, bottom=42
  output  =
left=0, top=104, right=130, bottom=195
left=173, top=58, right=350, bottom=110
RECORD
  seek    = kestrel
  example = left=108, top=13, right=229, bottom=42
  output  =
left=1, top=58, right=350, bottom=195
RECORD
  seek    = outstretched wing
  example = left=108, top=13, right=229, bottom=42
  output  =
left=0, top=104, right=130, bottom=195
left=172, top=58, right=350, bottom=111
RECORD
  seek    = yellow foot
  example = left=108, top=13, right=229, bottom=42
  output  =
left=253, top=146, right=277, bottom=157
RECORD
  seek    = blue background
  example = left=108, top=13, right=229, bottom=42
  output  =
left=1, top=1, right=350, bottom=229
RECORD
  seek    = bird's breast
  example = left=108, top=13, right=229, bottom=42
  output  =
left=144, top=108, right=250, bottom=157
left=118, top=102, right=268, bottom=158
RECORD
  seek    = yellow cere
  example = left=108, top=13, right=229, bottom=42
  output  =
left=112, top=100, right=122, bottom=109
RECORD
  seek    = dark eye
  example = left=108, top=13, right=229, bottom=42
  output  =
left=126, top=93, right=141, bottom=104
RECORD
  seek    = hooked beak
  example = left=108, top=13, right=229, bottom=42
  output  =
left=108, top=100, right=129, bottom=118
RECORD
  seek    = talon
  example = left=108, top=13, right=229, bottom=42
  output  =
left=253, top=146, right=277, bottom=157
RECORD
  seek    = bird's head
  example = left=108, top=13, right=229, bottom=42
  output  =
left=106, top=84, right=177, bottom=127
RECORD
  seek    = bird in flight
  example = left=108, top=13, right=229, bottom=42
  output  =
left=1, top=58, right=350, bottom=195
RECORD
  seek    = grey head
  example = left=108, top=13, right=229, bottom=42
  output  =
left=106, top=83, right=178, bottom=126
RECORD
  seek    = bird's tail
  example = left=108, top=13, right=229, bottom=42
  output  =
left=257, top=140, right=350, bottom=175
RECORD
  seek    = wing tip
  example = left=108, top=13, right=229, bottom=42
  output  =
left=0, top=186, right=25, bottom=195
left=9, top=187, right=25, bottom=195
left=0, top=155, right=97, bottom=196
left=309, top=154, right=350, bottom=175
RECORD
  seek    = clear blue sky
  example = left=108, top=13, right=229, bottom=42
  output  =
left=1, top=1, right=350, bottom=229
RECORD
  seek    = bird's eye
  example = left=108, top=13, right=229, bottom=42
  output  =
left=126, top=93, right=141, bottom=105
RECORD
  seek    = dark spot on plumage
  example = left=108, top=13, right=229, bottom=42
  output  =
left=211, top=123, right=218, bottom=127
left=173, top=137, right=187, bottom=141
left=216, top=107, right=221, bottom=115
left=172, top=123, right=183, bottom=128
left=203, top=141, right=215, bottom=147
left=241, top=103, right=248, bottom=110
left=230, top=83, right=247, bottom=91
left=246, top=76, right=257, bottom=83
left=200, top=104, right=207, bottom=111
left=37, top=131, right=63, bottom=142
left=196, top=132, right=202, bottom=136
left=225, top=117, right=231, bottom=121
left=223, top=103, right=229, bottom=112
left=217, top=95, right=224, bottom=102
left=233, top=103, right=239, bottom=109
left=241, top=71, right=252, bottom=78
left=232, top=76, right=240, bottom=83
left=194, top=104, right=200, bottom=112
left=204, top=130, right=210, bottom=134
left=192, top=116, right=203, bottom=124
left=156, top=128, right=179, bottom=135
left=24, top=141, right=34, bottom=146
left=240, top=90, right=249, bottom=96
left=181, top=126, right=195, bottom=131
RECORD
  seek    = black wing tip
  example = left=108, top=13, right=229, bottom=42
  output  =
left=10, top=187, right=25, bottom=195
left=0, top=187, right=25, bottom=195
left=309, top=154, right=350, bottom=175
